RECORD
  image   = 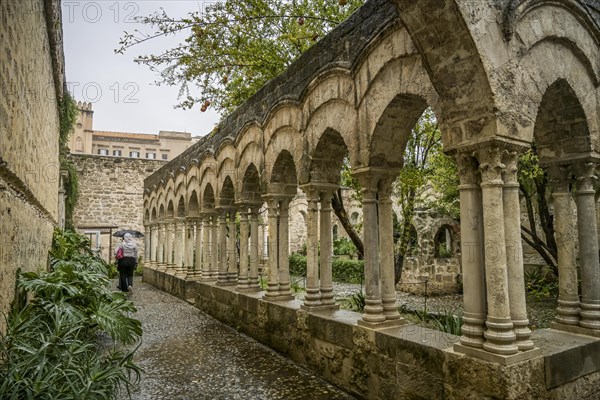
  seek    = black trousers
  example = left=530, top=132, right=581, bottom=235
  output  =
left=117, top=257, right=136, bottom=292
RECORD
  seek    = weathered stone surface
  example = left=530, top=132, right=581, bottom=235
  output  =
left=0, top=0, right=64, bottom=330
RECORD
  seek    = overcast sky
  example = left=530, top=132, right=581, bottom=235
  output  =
left=62, top=1, right=220, bottom=137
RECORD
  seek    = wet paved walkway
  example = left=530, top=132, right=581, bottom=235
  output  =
left=128, top=279, right=355, bottom=400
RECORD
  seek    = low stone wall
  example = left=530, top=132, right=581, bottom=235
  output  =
left=144, top=267, right=600, bottom=399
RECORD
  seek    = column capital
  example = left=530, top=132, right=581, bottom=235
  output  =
left=501, top=149, right=521, bottom=186
left=574, top=161, right=597, bottom=193
left=546, top=164, right=572, bottom=193
left=456, top=151, right=479, bottom=186
left=352, top=167, right=399, bottom=192
left=477, top=146, right=505, bottom=186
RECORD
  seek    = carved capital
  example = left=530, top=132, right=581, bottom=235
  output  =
left=501, top=150, right=520, bottom=186
left=574, top=162, right=597, bottom=193
left=477, top=147, right=505, bottom=186
left=455, top=152, right=479, bottom=186
left=547, top=165, right=572, bottom=194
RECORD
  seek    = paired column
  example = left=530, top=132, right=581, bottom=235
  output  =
left=200, top=213, right=212, bottom=280
left=174, top=218, right=186, bottom=277
left=379, top=182, right=400, bottom=320
left=149, top=223, right=158, bottom=269
left=355, top=174, right=385, bottom=324
left=263, top=196, right=280, bottom=298
left=477, top=147, right=518, bottom=355
left=455, top=153, right=486, bottom=349
left=502, top=151, right=533, bottom=350
left=238, top=208, right=250, bottom=289
left=144, top=223, right=151, bottom=267
left=278, top=198, right=292, bottom=298
left=574, top=162, right=600, bottom=330
left=217, top=210, right=229, bottom=284
left=210, top=213, right=219, bottom=279
left=248, top=207, right=260, bottom=289
left=184, top=218, right=195, bottom=278
left=319, top=191, right=335, bottom=306
left=194, top=217, right=204, bottom=279
left=548, top=165, right=580, bottom=326
left=157, top=223, right=166, bottom=271
left=301, top=186, right=322, bottom=308
left=227, top=210, right=238, bottom=283
left=165, top=220, right=175, bottom=273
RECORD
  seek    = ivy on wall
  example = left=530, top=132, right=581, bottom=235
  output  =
left=58, top=92, right=79, bottom=230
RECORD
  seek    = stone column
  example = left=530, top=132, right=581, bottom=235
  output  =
left=165, top=220, right=175, bottom=273
left=574, top=162, right=600, bottom=330
left=194, top=217, right=203, bottom=279
left=237, top=207, right=250, bottom=289
left=157, top=223, right=166, bottom=271
left=263, top=196, right=280, bottom=298
left=201, top=214, right=211, bottom=280
left=548, top=165, right=580, bottom=326
left=301, top=186, right=322, bottom=308
left=144, top=223, right=151, bottom=266
left=502, top=150, right=533, bottom=351
left=319, top=190, right=335, bottom=306
left=149, top=224, right=157, bottom=269
left=478, top=147, right=518, bottom=355
left=355, top=173, right=385, bottom=325
left=227, top=210, right=238, bottom=283
left=217, top=210, right=229, bottom=284
left=278, top=197, right=293, bottom=298
left=210, top=213, right=219, bottom=279
left=249, top=207, right=261, bottom=290
left=174, top=218, right=186, bottom=277
left=455, top=153, right=486, bottom=349
left=379, top=182, right=400, bottom=320
left=184, top=219, right=195, bottom=277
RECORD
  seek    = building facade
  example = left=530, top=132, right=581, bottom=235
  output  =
left=68, top=102, right=199, bottom=161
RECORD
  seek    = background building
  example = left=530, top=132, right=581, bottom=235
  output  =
left=68, top=102, right=200, bottom=161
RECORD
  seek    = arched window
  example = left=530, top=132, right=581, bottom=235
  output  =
left=332, top=224, right=339, bottom=240
left=75, top=137, right=83, bottom=151
left=351, top=212, right=359, bottom=224
left=435, top=225, right=453, bottom=258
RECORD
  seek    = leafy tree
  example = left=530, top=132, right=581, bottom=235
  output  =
left=518, top=147, right=557, bottom=274
left=393, top=109, right=458, bottom=283
left=117, top=0, right=364, bottom=114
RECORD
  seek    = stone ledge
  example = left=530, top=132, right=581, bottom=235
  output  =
left=550, top=322, right=600, bottom=338
left=533, top=329, right=600, bottom=389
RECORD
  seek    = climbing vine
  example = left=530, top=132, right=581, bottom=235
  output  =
left=58, top=92, right=79, bottom=230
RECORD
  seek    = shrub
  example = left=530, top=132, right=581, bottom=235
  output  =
left=0, top=230, right=142, bottom=399
left=332, top=258, right=364, bottom=284
left=289, top=253, right=307, bottom=276
left=525, top=269, right=558, bottom=299
left=344, top=291, right=366, bottom=312
left=333, top=237, right=357, bottom=257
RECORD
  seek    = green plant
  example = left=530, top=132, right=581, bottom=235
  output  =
left=332, top=258, right=363, bottom=284
left=525, top=269, right=558, bottom=299
left=431, top=310, right=463, bottom=336
left=289, top=253, right=307, bottom=276
left=344, top=291, right=365, bottom=312
left=0, top=230, right=142, bottom=399
left=333, top=237, right=357, bottom=257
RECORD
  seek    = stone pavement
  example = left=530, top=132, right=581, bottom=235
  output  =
left=127, top=278, right=355, bottom=400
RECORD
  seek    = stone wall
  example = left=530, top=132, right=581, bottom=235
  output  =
left=70, top=154, right=165, bottom=260
left=0, top=0, right=64, bottom=330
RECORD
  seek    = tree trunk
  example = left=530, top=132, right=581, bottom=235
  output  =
left=331, top=190, right=364, bottom=259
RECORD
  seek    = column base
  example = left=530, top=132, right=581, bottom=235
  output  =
left=550, top=322, right=600, bottom=338
left=453, top=343, right=541, bottom=366
left=357, top=318, right=406, bottom=330
left=262, top=293, right=295, bottom=302
left=301, top=303, right=340, bottom=312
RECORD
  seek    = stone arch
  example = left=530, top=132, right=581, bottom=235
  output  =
left=301, top=100, right=358, bottom=183
left=433, top=223, right=458, bottom=259
left=368, top=93, right=430, bottom=169
left=176, top=195, right=185, bottom=218
left=264, top=127, right=302, bottom=190
left=144, top=208, right=150, bottom=224
left=158, top=204, right=165, bottom=220
left=534, top=79, right=594, bottom=161
left=219, top=176, right=236, bottom=209
left=236, top=137, right=263, bottom=197
left=240, top=163, right=262, bottom=204
left=151, top=207, right=157, bottom=222
left=307, top=128, right=349, bottom=185
left=269, top=150, right=298, bottom=196
left=217, top=157, right=236, bottom=205
left=262, top=103, right=304, bottom=149
left=188, top=190, right=199, bottom=217
left=166, top=199, right=175, bottom=219
left=202, top=183, right=215, bottom=211
left=391, top=0, right=498, bottom=142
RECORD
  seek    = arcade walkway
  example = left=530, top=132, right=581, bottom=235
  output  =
left=128, top=278, right=354, bottom=400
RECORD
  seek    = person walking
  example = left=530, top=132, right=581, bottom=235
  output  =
left=115, top=233, right=138, bottom=293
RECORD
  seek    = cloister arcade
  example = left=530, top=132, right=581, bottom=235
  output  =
left=143, top=0, right=600, bottom=365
